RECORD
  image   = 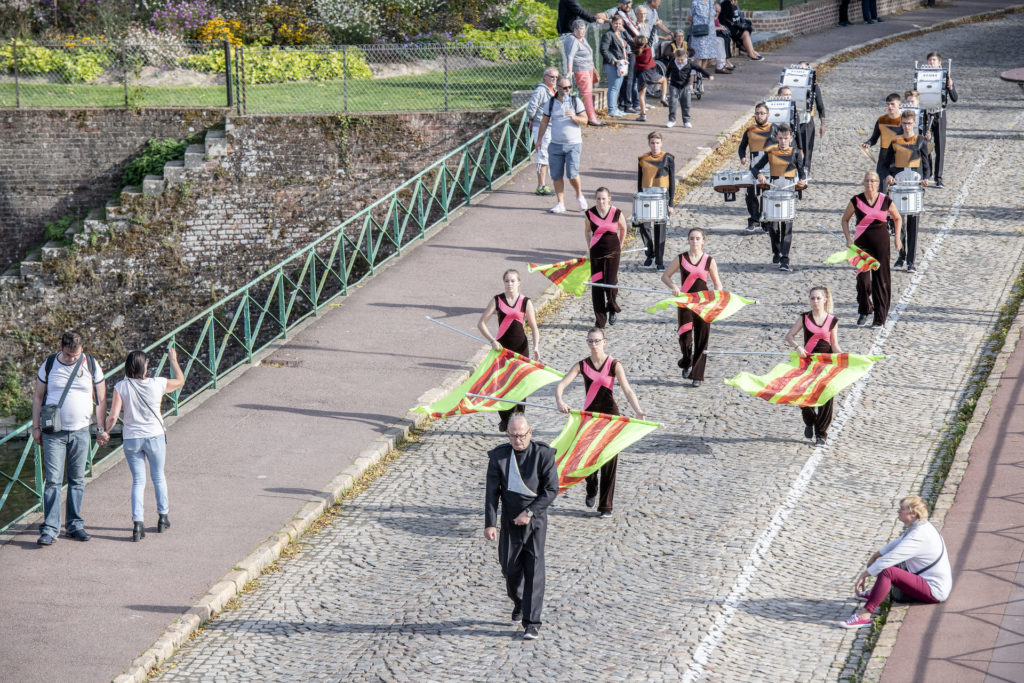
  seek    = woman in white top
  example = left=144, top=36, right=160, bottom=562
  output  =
left=106, top=348, right=184, bottom=542
left=841, top=495, right=952, bottom=628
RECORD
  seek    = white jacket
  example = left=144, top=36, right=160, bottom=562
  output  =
left=868, top=520, right=952, bottom=601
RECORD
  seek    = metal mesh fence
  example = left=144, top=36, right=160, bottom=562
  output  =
left=0, top=38, right=562, bottom=113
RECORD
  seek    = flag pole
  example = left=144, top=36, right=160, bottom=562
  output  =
left=586, top=282, right=672, bottom=294
left=466, top=393, right=561, bottom=412
left=818, top=224, right=846, bottom=242
left=706, top=350, right=794, bottom=356
left=425, top=316, right=489, bottom=344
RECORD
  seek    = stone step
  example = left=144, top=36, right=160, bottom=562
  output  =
left=119, top=185, right=142, bottom=207
left=143, top=174, right=165, bottom=196
left=205, top=129, right=227, bottom=157
left=41, top=240, right=66, bottom=261
left=19, top=250, right=42, bottom=280
left=184, top=144, right=206, bottom=170
left=164, top=159, right=186, bottom=185
left=63, top=218, right=83, bottom=240
left=0, top=264, right=20, bottom=286
left=83, top=207, right=107, bottom=234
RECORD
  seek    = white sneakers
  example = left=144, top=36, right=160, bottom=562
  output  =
left=549, top=203, right=566, bottom=214
left=666, top=120, right=676, bottom=128
left=576, top=195, right=588, bottom=211
left=684, top=121, right=693, bottom=128
left=548, top=196, right=588, bottom=213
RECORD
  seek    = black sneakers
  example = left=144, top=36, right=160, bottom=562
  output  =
left=523, top=625, right=540, bottom=640
left=804, top=424, right=814, bottom=439
left=857, top=315, right=869, bottom=327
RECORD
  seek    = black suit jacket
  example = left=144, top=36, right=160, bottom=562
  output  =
left=485, top=441, right=559, bottom=528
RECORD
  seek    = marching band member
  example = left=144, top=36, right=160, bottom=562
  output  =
left=752, top=123, right=807, bottom=272
left=796, top=61, right=826, bottom=175
left=840, top=171, right=903, bottom=328
left=861, top=92, right=904, bottom=178
left=637, top=131, right=677, bottom=271
left=478, top=270, right=542, bottom=432
left=784, top=286, right=842, bottom=445
left=738, top=102, right=778, bottom=232
left=925, top=51, right=957, bottom=188
left=660, top=228, right=723, bottom=387
left=585, top=187, right=628, bottom=328
left=880, top=111, right=931, bottom=272
left=902, top=89, right=929, bottom=137
left=555, top=328, right=645, bottom=518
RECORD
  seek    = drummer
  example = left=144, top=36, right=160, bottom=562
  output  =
left=636, top=131, right=677, bottom=271
left=925, top=51, right=957, bottom=189
left=903, top=90, right=930, bottom=138
left=751, top=123, right=806, bottom=272
left=861, top=93, right=904, bottom=178
left=795, top=62, right=826, bottom=177
left=880, top=111, right=930, bottom=273
left=738, top=102, right=778, bottom=232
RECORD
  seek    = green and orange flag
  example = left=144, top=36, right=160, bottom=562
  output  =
left=825, top=246, right=880, bottom=273
left=725, top=352, right=884, bottom=407
left=413, top=348, right=563, bottom=418
left=646, top=291, right=755, bottom=323
left=552, top=410, right=660, bottom=490
left=528, top=258, right=590, bottom=297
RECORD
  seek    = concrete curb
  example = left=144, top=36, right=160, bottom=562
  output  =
left=115, top=6, right=1024, bottom=681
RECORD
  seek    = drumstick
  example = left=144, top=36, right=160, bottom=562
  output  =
left=859, top=146, right=877, bottom=164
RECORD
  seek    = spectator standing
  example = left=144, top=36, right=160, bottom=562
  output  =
left=636, top=0, right=673, bottom=54
left=558, top=0, right=608, bottom=34
left=526, top=66, right=560, bottom=195
left=563, top=19, right=604, bottom=126
left=31, top=330, right=108, bottom=546
left=862, top=0, right=881, bottom=24
left=535, top=76, right=590, bottom=214
left=838, top=0, right=852, bottom=26
left=665, top=49, right=712, bottom=128
left=106, top=348, right=185, bottom=542
left=606, top=0, right=642, bottom=113
left=484, top=414, right=559, bottom=640
left=600, top=15, right=630, bottom=117
left=719, top=0, right=763, bottom=60
left=689, top=0, right=718, bottom=73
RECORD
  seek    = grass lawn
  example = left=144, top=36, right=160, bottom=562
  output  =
left=0, top=64, right=543, bottom=112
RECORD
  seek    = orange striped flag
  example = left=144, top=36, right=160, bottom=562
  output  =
left=646, top=291, right=754, bottom=323
left=552, top=410, right=659, bottom=489
left=725, top=353, right=883, bottom=407
left=527, top=258, right=590, bottom=297
left=825, top=246, right=880, bottom=273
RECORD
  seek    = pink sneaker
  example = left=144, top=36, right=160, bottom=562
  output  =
left=840, top=613, right=873, bottom=629
left=576, top=195, right=588, bottom=211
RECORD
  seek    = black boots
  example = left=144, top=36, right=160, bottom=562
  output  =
left=132, top=522, right=146, bottom=542
left=157, top=514, right=170, bottom=532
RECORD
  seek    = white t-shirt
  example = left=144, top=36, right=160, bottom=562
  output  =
left=547, top=95, right=586, bottom=145
left=114, top=377, right=168, bottom=439
left=868, top=520, right=952, bottom=601
left=38, top=354, right=104, bottom=432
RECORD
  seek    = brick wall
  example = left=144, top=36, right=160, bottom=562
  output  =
left=0, top=108, right=227, bottom=268
left=747, top=0, right=925, bottom=37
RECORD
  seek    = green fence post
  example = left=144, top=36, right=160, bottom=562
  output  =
left=443, top=44, right=450, bottom=112
left=484, top=138, right=492, bottom=190
left=122, top=40, right=129, bottom=107
left=243, top=293, right=253, bottom=363
left=309, top=252, right=319, bottom=314
left=339, top=237, right=348, bottom=296
left=12, top=39, right=19, bottom=108
left=464, top=150, right=471, bottom=203
left=208, top=317, right=217, bottom=388
left=277, top=271, right=287, bottom=337
left=342, top=45, right=348, bottom=114
left=441, top=168, right=449, bottom=221
left=223, top=40, right=233, bottom=108
left=417, top=181, right=426, bottom=237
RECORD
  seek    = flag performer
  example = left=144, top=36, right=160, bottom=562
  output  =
left=554, top=328, right=645, bottom=518
left=840, top=171, right=902, bottom=328
left=660, top=227, right=723, bottom=387
left=784, top=286, right=842, bottom=445
left=478, top=270, right=541, bottom=433
left=585, top=187, right=628, bottom=328
left=821, top=225, right=881, bottom=274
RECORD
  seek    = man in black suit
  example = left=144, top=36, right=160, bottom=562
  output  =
left=484, top=414, right=559, bottom=640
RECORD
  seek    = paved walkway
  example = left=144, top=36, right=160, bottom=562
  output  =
left=0, top=2, right=1019, bottom=682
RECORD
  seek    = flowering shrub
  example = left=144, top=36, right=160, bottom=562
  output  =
left=150, top=0, right=216, bottom=39
left=0, top=39, right=110, bottom=82
left=180, top=46, right=373, bottom=84
left=262, top=2, right=330, bottom=46
left=315, top=0, right=510, bottom=43
left=454, top=26, right=544, bottom=61
left=123, top=25, right=188, bottom=66
left=498, top=0, right=556, bottom=37
left=195, top=17, right=244, bottom=46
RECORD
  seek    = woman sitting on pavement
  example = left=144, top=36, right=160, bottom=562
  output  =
left=600, top=14, right=631, bottom=118
left=563, top=19, right=604, bottom=126
left=841, top=495, right=953, bottom=628
left=718, top=0, right=763, bottom=61
left=106, top=347, right=185, bottom=542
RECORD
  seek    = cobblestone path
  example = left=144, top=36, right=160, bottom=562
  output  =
left=157, top=17, right=1024, bottom=682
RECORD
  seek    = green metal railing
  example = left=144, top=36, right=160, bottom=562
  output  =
left=0, top=104, right=534, bottom=533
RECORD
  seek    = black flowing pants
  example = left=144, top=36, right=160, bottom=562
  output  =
left=498, top=515, right=547, bottom=628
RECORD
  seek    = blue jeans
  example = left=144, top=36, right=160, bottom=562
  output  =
left=124, top=435, right=169, bottom=522
left=40, top=427, right=90, bottom=537
left=604, top=64, right=624, bottom=114
left=861, top=0, right=878, bottom=20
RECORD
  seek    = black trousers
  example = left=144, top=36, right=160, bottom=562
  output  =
left=585, top=455, right=618, bottom=513
left=839, top=0, right=851, bottom=23
left=677, top=307, right=709, bottom=380
left=801, top=399, right=834, bottom=439
left=855, top=224, right=892, bottom=326
left=745, top=185, right=760, bottom=225
left=766, top=220, right=794, bottom=264
left=498, top=514, right=547, bottom=628
left=639, top=220, right=667, bottom=267
left=798, top=120, right=816, bottom=171
left=929, top=112, right=947, bottom=181
left=898, top=213, right=919, bottom=267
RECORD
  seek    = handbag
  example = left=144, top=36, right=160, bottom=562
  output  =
left=40, top=355, right=84, bottom=434
left=691, top=23, right=710, bottom=37
left=616, top=59, right=629, bottom=77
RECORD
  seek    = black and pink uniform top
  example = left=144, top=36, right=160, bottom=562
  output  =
left=679, top=252, right=713, bottom=294
left=850, top=192, right=892, bottom=241
left=802, top=311, right=837, bottom=355
left=494, top=293, right=531, bottom=357
left=579, top=356, right=619, bottom=415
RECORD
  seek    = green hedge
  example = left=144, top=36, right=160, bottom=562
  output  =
left=180, top=46, right=373, bottom=84
left=0, top=41, right=111, bottom=83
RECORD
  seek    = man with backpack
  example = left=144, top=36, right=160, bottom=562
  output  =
left=31, top=330, right=108, bottom=546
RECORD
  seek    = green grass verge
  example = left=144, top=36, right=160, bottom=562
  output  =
left=0, top=64, right=542, bottom=112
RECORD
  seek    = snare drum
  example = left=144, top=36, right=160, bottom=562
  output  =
left=633, top=187, right=668, bottom=222
left=765, top=98, right=796, bottom=127
left=761, top=190, right=796, bottom=222
left=890, top=183, right=923, bottom=215
left=712, top=170, right=754, bottom=193
left=915, top=67, right=947, bottom=110
left=779, top=67, right=814, bottom=113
